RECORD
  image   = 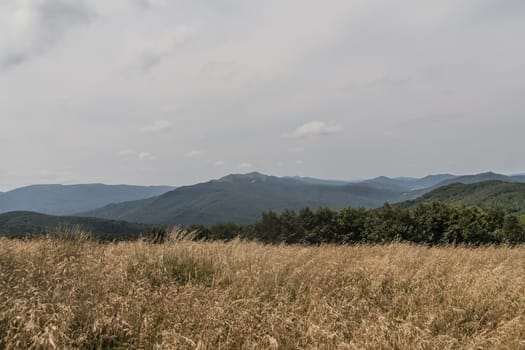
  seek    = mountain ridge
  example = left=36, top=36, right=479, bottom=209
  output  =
left=3, top=171, right=525, bottom=226
left=80, top=171, right=525, bottom=225
left=0, top=184, right=175, bottom=216
left=402, top=180, right=525, bottom=214
left=80, top=173, right=418, bottom=225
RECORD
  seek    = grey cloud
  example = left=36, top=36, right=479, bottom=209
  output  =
left=399, top=114, right=465, bottom=126
left=37, top=0, right=94, bottom=25
left=186, top=150, right=204, bottom=158
left=135, top=25, right=197, bottom=71
left=140, top=120, right=173, bottom=134
left=480, top=0, right=525, bottom=18
left=0, top=0, right=96, bottom=68
left=133, top=0, right=165, bottom=10
left=366, top=77, right=412, bottom=89
left=0, top=0, right=524, bottom=189
left=201, top=61, right=240, bottom=82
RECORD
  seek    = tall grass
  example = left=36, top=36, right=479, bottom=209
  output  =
left=0, top=233, right=524, bottom=349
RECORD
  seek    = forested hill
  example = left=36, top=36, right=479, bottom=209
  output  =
left=79, top=172, right=525, bottom=226
left=403, top=181, right=525, bottom=214
left=0, top=211, right=150, bottom=237
left=79, top=172, right=420, bottom=225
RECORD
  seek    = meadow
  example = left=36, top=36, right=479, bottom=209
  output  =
left=1, top=232, right=524, bottom=349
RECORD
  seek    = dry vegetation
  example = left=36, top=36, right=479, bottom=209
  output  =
left=1, top=231, right=525, bottom=349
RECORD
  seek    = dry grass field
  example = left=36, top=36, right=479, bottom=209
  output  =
left=1, top=232, right=525, bottom=349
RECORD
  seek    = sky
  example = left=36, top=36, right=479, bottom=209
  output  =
left=0, top=0, right=524, bottom=191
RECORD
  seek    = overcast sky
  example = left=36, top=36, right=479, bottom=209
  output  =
left=0, top=0, right=524, bottom=190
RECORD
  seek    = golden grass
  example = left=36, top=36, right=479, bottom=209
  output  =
left=1, top=234, right=524, bottom=349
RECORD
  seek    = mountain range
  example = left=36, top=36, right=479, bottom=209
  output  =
left=79, top=171, right=525, bottom=226
left=0, top=184, right=175, bottom=216
left=80, top=172, right=414, bottom=225
left=1, top=171, right=525, bottom=230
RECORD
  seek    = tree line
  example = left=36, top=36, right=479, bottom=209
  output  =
left=191, top=202, right=525, bottom=245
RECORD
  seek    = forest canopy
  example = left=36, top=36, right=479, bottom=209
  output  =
left=193, top=202, right=525, bottom=245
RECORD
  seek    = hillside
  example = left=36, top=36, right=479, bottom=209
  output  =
left=80, top=172, right=525, bottom=226
left=80, top=172, right=420, bottom=225
left=361, top=174, right=457, bottom=191
left=0, top=211, right=150, bottom=237
left=0, top=184, right=175, bottom=215
left=362, top=172, right=525, bottom=191
left=286, top=176, right=350, bottom=186
left=430, top=172, right=525, bottom=188
left=403, top=181, right=525, bottom=213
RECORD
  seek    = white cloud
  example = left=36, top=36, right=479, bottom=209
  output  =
left=137, top=151, right=157, bottom=160
left=186, top=150, right=203, bottom=158
left=117, top=150, right=157, bottom=161
left=140, top=120, right=173, bottom=134
left=238, top=162, right=252, bottom=169
left=284, top=121, right=342, bottom=139
left=214, top=160, right=226, bottom=166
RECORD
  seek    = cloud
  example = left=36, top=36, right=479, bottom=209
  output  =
left=137, top=151, right=157, bottom=160
left=366, top=77, right=412, bottom=89
left=163, top=105, right=183, bottom=114
left=288, top=146, right=305, bottom=153
left=116, top=149, right=135, bottom=157
left=140, top=120, right=173, bottom=134
left=35, top=168, right=74, bottom=183
left=134, top=25, right=198, bottom=71
left=186, top=150, right=203, bottom=158
left=201, top=61, right=240, bottom=82
left=284, top=121, right=342, bottom=139
left=238, top=162, right=252, bottom=169
left=133, top=0, right=166, bottom=10
left=0, top=0, right=96, bottom=68
left=214, top=160, right=226, bottom=166
left=117, top=150, right=157, bottom=161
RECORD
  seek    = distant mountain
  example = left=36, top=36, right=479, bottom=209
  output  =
left=403, top=181, right=525, bottom=214
left=286, top=176, right=350, bottom=186
left=0, top=184, right=175, bottom=216
left=0, top=211, right=150, bottom=237
left=4, top=171, right=524, bottom=227
left=430, top=172, right=519, bottom=188
left=362, top=174, right=457, bottom=191
left=80, top=172, right=421, bottom=226
left=409, top=174, right=459, bottom=190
